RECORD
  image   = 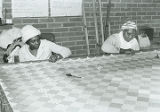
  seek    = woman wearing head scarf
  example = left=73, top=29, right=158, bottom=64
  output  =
left=101, top=21, right=140, bottom=54
left=18, top=25, right=71, bottom=62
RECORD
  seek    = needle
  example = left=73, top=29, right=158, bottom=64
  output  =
left=156, top=54, right=159, bottom=58
left=66, top=73, right=82, bottom=78
left=155, top=50, right=159, bottom=58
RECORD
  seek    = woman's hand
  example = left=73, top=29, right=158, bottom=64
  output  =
left=120, top=48, right=135, bottom=55
left=49, top=53, right=63, bottom=62
left=125, top=49, right=135, bottom=55
left=6, top=40, right=24, bottom=55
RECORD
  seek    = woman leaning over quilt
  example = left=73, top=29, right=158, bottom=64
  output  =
left=0, top=25, right=71, bottom=63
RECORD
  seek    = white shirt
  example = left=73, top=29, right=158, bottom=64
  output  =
left=101, top=31, right=140, bottom=54
left=18, top=39, right=71, bottom=62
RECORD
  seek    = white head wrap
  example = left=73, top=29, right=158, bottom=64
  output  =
left=21, top=25, right=41, bottom=43
left=121, top=21, right=137, bottom=30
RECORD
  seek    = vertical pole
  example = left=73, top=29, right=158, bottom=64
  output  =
left=82, top=0, right=90, bottom=55
left=48, top=0, right=51, bottom=17
left=92, top=0, right=99, bottom=45
left=2, top=8, right=6, bottom=24
left=93, top=0, right=102, bottom=55
left=98, top=0, right=104, bottom=44
left=104, top=0, right=112, bottom=40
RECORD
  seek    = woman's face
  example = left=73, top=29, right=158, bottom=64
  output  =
left=27, top=35, right=40, bottom=50
left=123, top=29, right=136, bottom=42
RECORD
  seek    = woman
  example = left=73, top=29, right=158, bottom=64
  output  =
left=101, top=21, right=140, bottom=54
left=18, top=25, right=71, bottom=62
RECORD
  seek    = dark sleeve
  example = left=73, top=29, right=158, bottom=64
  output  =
left=3, top=54, right=8, bottom=63
left=119, top=48, right=135, bottom=54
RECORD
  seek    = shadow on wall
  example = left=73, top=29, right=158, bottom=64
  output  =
left=40, top=33, right=55, bottom=42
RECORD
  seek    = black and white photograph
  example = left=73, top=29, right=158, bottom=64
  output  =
left=0, top=0, right=160, bottom=112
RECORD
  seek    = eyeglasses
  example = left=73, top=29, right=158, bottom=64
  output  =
left=126, top=31, right=136, bottom=38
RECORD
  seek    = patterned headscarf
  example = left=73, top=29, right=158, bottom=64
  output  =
left=121, top=21, right=137, bottom=30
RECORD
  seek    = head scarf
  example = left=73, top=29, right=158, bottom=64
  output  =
left=21, top=25, right=41, bottom=43
left=121, top=21, right=137, bottom=30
